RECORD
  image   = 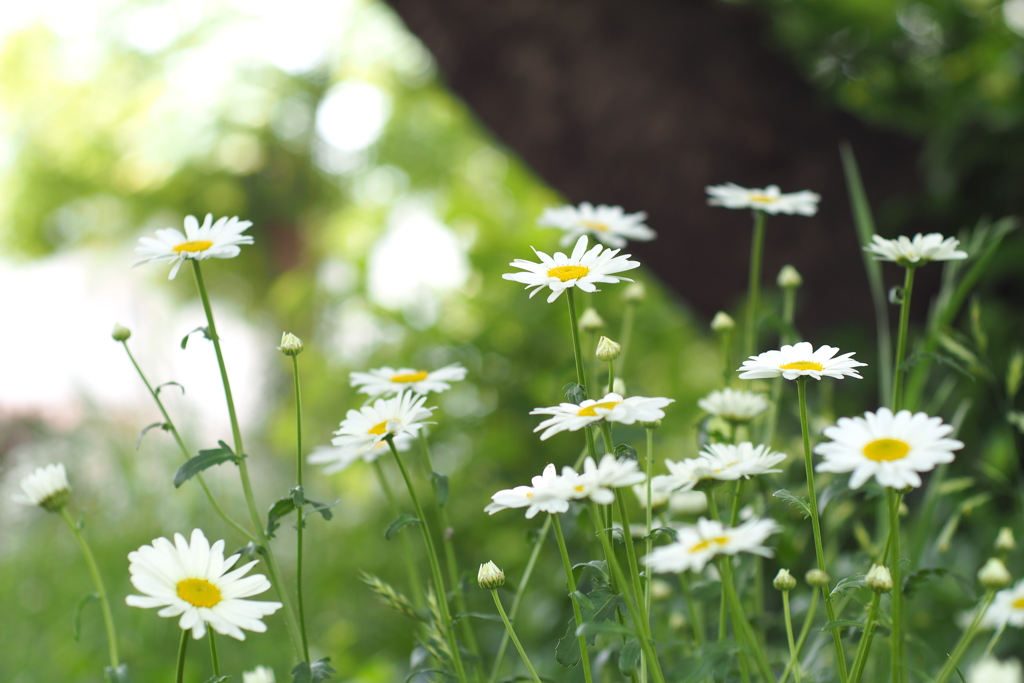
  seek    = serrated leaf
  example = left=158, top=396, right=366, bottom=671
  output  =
left=73, top=593, right=99, bottom=641
left=831, top=573, right=867, bottom=596
left=431, top=472, right=449, bottom=507
left=580, top=585, right=623, bottom=625
left=773, top=489, right=811, bottom=519
left=555, top=618, right=581, bottom=667
left=174, top=442, right=242, bottom=488
left=136, top=422, right=169, bottom=450
left=105, top=664, right=133, bottom=683
left=266, top=496, right=296, bottom=539
left=678, top=640, right=740, bottom=683
left=563, top=382, right=586, bottom=404
left=180, top=326, right=210, bottom=349
left=572, top=560, right=609, bottom=582
left=618, top=637, right=641, bottom=675
left=385, top=514, right=422, bottom=540
left=155, top=381, right=185, bottom=396
left=822, top=619, right=863, bottom=632
left=290, top=658, right=336, bottom=683
left=614, top=443, right=638, bottom=461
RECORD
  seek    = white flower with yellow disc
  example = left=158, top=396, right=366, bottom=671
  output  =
left=698, top=388, right=769, bottom=422
left=738, top=341, right=866, bottom=381
left=864, top=233, right=967, bottom=266
left=350, top=363, right=467, bottom=398
left=697, top=442, right=787, bottom=481
left=484, top=464, right=581, bottom=518
left=705, top=183, right=820, bottom=216
left=14, top=463, right=71, bottom=511
left=814, top=407, right=963, bottom=489
left=538, top=202, right=656, bottom=248
left=307, top=433, right=414, bottom=474
left=644, top=517, right=780, bottom=574
left=981, top=579, right=1024, bottom=630
left=134, top=214, right=254, bottom=279
left=125, top=528, right=282, bottom=640
left=330, top=392, right=432, bottom=457
left=502, top=235, right=640, bottom=303
left=530, top=392, right=673, bottom=440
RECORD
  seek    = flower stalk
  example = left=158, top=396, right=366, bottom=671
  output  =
left=892, top=266, right=916, bottom=411
left=208, top=630, right=221, bottom=678
left=371, top=461, right=425, bottom=608
left=932, top=589, right=996, bottom=683
left=551, top=513, right=595, bottom=683
left=289, top=354, right=311, bottom=664
left=490, top=588, right=542, bottom=683
left=175, top=629, right=189, bottom=683
left=744, top=210, right=767, bottom=359
left=887, top=489, right=904, bottom=683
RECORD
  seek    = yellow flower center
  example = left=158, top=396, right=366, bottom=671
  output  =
left=749, top=194, right=778, bottom=204
left=862, top=438, right=911, bottom=462
left=525, top=492, right=534, bottom=498
left=779, top=361, right=824, bottom=372
left=689, top=535, right=730, bottom=553
left=548, top=265, right=590, bottom=282
left=176, top=578, right=222, bottom=608
left=390, top=371, right=429, bottom=383
left=574, top=484, right=586, bottom=493
left=578, top=401, right=623, bottom=417
left=173, top=240, right=214, bottom=253
left=581, top=220, right=611, bottom=232
left=368, top=420, right=390, bottom=435
left=1013, top=597, right=1024, bottom=609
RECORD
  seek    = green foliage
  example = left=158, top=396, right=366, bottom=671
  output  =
left=384, top=514, right=422, bottom=540
left=173, top=442, right=243, bottom=488
left=290, top=658, right=336, bottom=683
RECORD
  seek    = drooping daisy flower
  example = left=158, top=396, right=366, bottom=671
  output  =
left=330, top=392, right=433, bottom=457
left=134, top=214, right=254, bottom=280
left=307, top=433, right=414, bottom=474
left=14, top=463, right=71, bottom=512
left=502, top=235, right=640, bottom=303
left=125, top=529, right=282, bottom=640
left=738, top=342, right=866, bottom=381
left=530, top=392, right=674, bottom=440
left=697, top=388, right=769, bottom=423
left=243, top=666, right=277, bottom=683
left=705, top=183, right=820, bottom=216
left=814, top=407, right=963, bottom=489
left=981, top=579, right=1024, bottom=630
left=350, top=363, right=468, bottom=398
left=643, top=517, right=780, bottom=574
left=538, top=202, right=656, bottom=248
left=864, top=233, right=967, bottom=266
left=696, top=442, right=787, bottom=480
left=484, top=464, right=581, bottom=518
left=577, top=454, right=647, bottom=504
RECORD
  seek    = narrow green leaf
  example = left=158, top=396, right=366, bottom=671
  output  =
left=431, top=472, right=450, bottom=507
left=73, top=593, right=99, bottom=641
left=618, top=637, right=641, bottom=675
left=385, top=514, right=422, bottom=540
left=821, top=619, right=863, bottom=632
left=155, top=381, right=185, bottom=395
left=104, top=664, right=133, bottom=683
left=266, top=496, right=296, bottom=539
left=180, top=326, right=210, bottom=349
left=773, top=489, right=811, bottom=519
left=173, top=441, right=241, bottom=488
left=136, top=422, right=169, bottom=450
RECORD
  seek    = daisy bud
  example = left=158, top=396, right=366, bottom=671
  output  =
left=112, top=324, right=132, bottom=342
left=777, top=265, right=803, bottom=289
left=995, top=527, right=1016, bottom=552
left=711, top=311, right=735, bottom=333
left=805, top=568, right=831, bottom=588
left=865, top=564, right=893, bottom=593
left=478, top=561, right=505, bottom=589
left=596, top=336, right=622, bottom=361
left=277, top=332, right=304, bottom=356
left=623, top=281, right=646, bottom=302
left=15, top=463, right=71, bottom=513
left=978, top=557, right=1012, bottom=590
left=640, top=419, right=662, bottom=430
left=773, top=568, right=797, bottom=591
left=578, top=307, right=605, bottom=332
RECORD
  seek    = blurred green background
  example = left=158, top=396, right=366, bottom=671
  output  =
left=1, top=0, right=1022, bottom=681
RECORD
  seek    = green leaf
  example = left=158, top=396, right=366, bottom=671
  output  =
left=431, top=472, right=450, bottom=507
left=831, top=573, right=867, bottom=596
left=563, top=382, right=586, bottom=404
left=173, top=441, right=242, bottom=488
left=451, top=612, right=503, bottom=623
left=290, top=658, right=336, bottom=683
left=572, top=560, right=609, bottom=583
left=689, top=580, right=721, bottom=602
left=155, top=381, right=185, bottom=395
left=266, top=496, right=296, bottom=539
left=577, top=620, right=635, bottom=638
left=618, top=637, right=641, bottom=675
left=231, top=541, right=260, bottom=562
left=570, top=591, right=594, bottom=611
left=614, top=443, right=638, bottom=461
left=581, top=585, right=623, bottom=625
left=555, top=618, right=581, bottom=667
left=773, top=489, right=811, bottom=519
left=821, top=619, right=863, bottom=632
left=291, top=485, right=306, bottom=509
left=385, top=514, right=422, bottom=540
left=73, top=593, right=99, bottom=641
left=903, top=567, right=972, bottom=597
left=647, top=527, right=677, bottom=542
left=136, top=421, right=169, bottom=450
left=105, top=664, right=133, bottom=683
left=180, top=326, right=210, bottom=349
left=677, top=641, right=740, bottom=683
left=302, top=497, right=339, bottom=523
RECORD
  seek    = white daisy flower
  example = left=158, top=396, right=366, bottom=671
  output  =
left=134, top=214, right=254, bottom=280
left=538, top=202, right=656, bottom=248
left=738, top=342, right=866, bottom=381
left=966, top=657, right=1023, bottom=683
left=631, top=476, right=708, bottom=513
left=330, top=391, right=433, bottom=457
left=697, top=388, right=769, bottom=422
left=502, top=235, right=640, bottom=303
left=578, top=454, right=647, bottom=504
left=14, top=463, right=71, bottom=511
left=350, top=363, right=468, bottom=398
left=697, top=442, right=787, bottom=480
left=981, top=579, right=1024, bottom=630
left=643, top=517, right=780, bottom=574
left=125, top=528, right=282, bottom=640
left=814, top=407, right=963, bottom=489
left=484, top=464, right=581, bottom=518
left=705, top=183, right=821, bottom=216
left=530, top=392, right=674, bottom=440
left=307, top=433, right=414, bottom=474
left=864, top=233, right=967, bottom=266
left=243, top=666, right=277, bottom=683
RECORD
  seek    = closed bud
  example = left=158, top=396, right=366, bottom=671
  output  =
left=978, top=557, right=1012, bottom=590
left=478, top=561, right=505, bottom=589
left=578, top=307, right=605, bottom=332
left=865, top=564, right=893, bottom=593
left=711, top=311, right=735, bottom=332
left=112, top=324, right=132, bottom=342
left=640, top=419, right=662, bottom=430
left=773, top=568, right=797, bottom=591
left=277, top=332, right=304, bottom=356
left=995, top=527, right=1016, bottom=552
left=805, top=568, right=830, bottom=588
left=622, top=282, right=646, bottom=302
left=596, top=336, right=621, bottom=361
left=777, top=265, right=803, bottom=289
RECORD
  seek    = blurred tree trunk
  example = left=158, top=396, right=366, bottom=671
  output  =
left=385, top=0, right=924, bottom=332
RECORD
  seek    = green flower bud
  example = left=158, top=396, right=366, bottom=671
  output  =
left=478, top=561, right=505, bottom=589
left=112, top=324, right=132, bottom=342
left=773, top=568, right=796, bottom=591
left=865, top=564, right=893, bottom=593
left=278, top=332, right=304, bottom=356
left=777, top=265, right=803, bottom=289
left=596, top=336, right=621, bottom=361
left=978, top=557, right=1011, bottom=590
left=578, top=307, right=605, bottom=332
left=805, top=568, right=830, bottom=588
left=710, top=311, right=735, bottom=332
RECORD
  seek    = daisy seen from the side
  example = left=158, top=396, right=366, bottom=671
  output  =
left=696, top=442, right=787, bottom=480
left=330, top=391, right=432, bottom=457
left=350, top=363, right=467, bottom=398
left=538, top=202, right=656, bottom=248
left=14, top=463, right=71, bottom=511
left=502, top=235, right=640, bottom=303
left=982, top=579, right=1024, bottom=629
left=705, top=183, right=821, bottom=216
left=530, top=392, right=674, bottom=440
left=484, top=464, right=581, bottom=518
left=308, top=433, right=414, bottom=474
left=814, top=407, right=964, bottom=489
left=243, top=666, right=277, bottom=683
left=864, top=233, right=967, bottom=266
left=697, top=388, right=769, bottom=423
left=738, top=341, right=866, bottom=381
left=578, top=454, right=647, bottom=504
left=643, top=517, right=780, bottom=574
left=125, top=528, right=282, bottom=640
left=134, top=214, right=254, bottom=280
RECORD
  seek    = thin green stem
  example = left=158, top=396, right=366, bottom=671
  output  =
left=642, top=428, right=655, bottom=683
left=175, top=629, right=189, bottom=683
left=796, top=378, right=849, bottom=683
left=551, top=513, right=595, bottom=683
left=721, top=330, right=734, bottom=385
left=719, top=556, right=775, bottom=683
left=568, top=290, right=602, bottom=464
left=618, top=300, right=638, bottom=377
left=371, top=460, right=425, bottom=607
left=933, top=590, right=996, bottom=683
left=607, top=360, right=616, bottom=396
left=848, top=592, right=881, bottom=683
left=120, top=341, right=252, bottom=541
left=679, top=573, right=704, bottom=647
left=703, top=488, right=729, bottom=643
left=763, top=285, right=797, bottom=446
left=782, top=591, right=800, bottom=683
left=744, top=210, right=767, bottom=359
left=729, top=480, right=745, bottom=526
left=386, top=437, right=468, bottom=683
left=208, top=630, right=221, bottom=677
left=490, top=590, right=542, bottom=683
left=888, top=490, right=904, bottom=683
left=983, top=622, right=1007, bottom=658
left=59, top=507, right=119, bottom=669
left=189, top=260, right=303, bottom=660
left=615, top=492, right=654, bottom=643
left=892, top=266, right=916, bottom=412
left=778, top=589, right=818, bottom=683
left=290, top=355, right=311, bottom=664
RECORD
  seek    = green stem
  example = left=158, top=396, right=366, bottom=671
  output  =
left=386, top=437, right=468, bottom=683
left=796, top=378, right=849, bottom=683
left=718, top=556, right=775, bottom=683
left=551, top=513, right=595, bottom=683
left=679, top=574, right=704, bottom=647
left=778, top=589, right=818, bottom=683
left=703, top=488, right=729, bottom=643
left=607, top=360, right=616, bottom=396
left=782, top=591, right=800, bottom=683
left=848, top=592, right=881, bottom=683
left=290, top=355, right=311, bottom=664
left=121, top=341, right=252, bottom=542
left=491, top=589, right=542, bottom=683
left=888, top=490, right=904, bottom=683
left=568, top=290, right=602, bottom=464
left=642, top=428, right=655, bottom=683
left=892, top=266, right=916, bottom=412
left=744, top=210, right=767, bottom=359
left=721, top=329, right=734, bottom=385
left=189, top=259, right=303, bottom=660
left=983, top=622, right=1006, bottom=658
left=175, top=629, right=189, bottom=683
left=763, top=284, right=797, bottom=446
left=618, top=300, right=638, bottom=377
left=208, top=630, right=220, bottom=677
left=615, top=492, right=655, bottom=644
left=60, top=507, right=119, bottom=669
left=371, top=460, right=425, bottom=608
left=933, top=590, right=996, bottom=683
